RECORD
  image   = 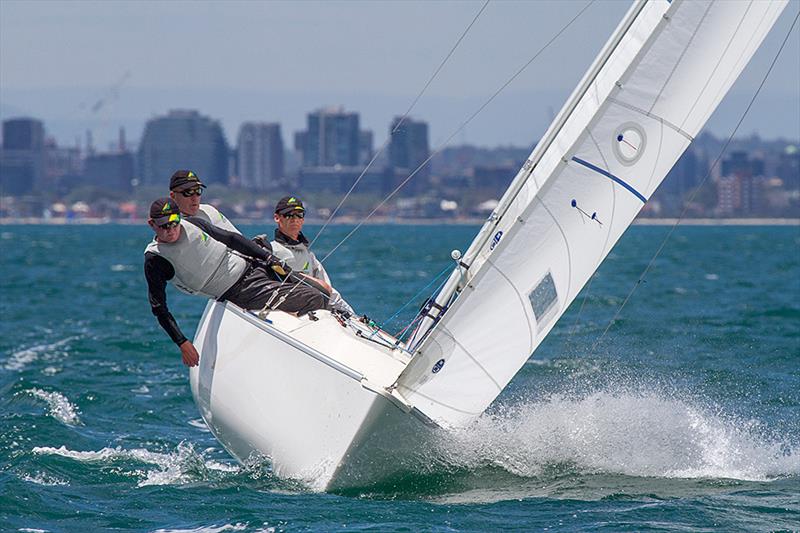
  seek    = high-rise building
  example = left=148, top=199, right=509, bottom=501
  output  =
left=138, top=110, right=229, bottom=186
left=359, top=130, right=373, bottom=165
left=297, top=107, right=364, bottom=167
left=237, top=122, right=285, bottom=190
left=0, top=118, right=46, bottom=195
left=388, top=117, right=429, bottom=171
left=721, top=150, right=765, bottom=178
left=776, top=145, right=799, bottom=190
left=387, top=116, right=430, bottom=194
left=84, top=152, right=136, bottom=191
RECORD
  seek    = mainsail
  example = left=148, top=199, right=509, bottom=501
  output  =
left=395, top=0, right=788, bottom=428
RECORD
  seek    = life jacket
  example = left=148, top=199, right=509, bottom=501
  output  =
left=194, top=204, right=240, bottom=234
left=269, top=230, right=355, bottom=316
left=270, top=231, right=325, bottom=276
left=145, top=220, right=247, bottom=298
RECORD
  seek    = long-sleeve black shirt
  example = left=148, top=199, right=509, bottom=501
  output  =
left=144, top=217, right=274, bottom=345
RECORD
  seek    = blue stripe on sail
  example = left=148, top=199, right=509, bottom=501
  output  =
left=571, top=157, right=647, bottom=203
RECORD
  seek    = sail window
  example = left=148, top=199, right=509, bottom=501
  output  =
left=529, top=272, right=558, bottom=325
left=612, top=122, right=647, bottom=166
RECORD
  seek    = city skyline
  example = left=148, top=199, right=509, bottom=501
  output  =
left=1, top=1, right=798, bottom=149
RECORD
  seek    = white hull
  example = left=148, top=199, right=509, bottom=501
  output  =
left=188, top=301, right=432, bottom=490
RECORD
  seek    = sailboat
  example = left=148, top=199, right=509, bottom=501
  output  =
left=189, top=0, right=788, bottom=490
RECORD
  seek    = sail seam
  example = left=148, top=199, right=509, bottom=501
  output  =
left=571, top=157, right=647, bottom=203
left=677, top=0, right=754, bottom=130
left=701, top=2, right=775, bottom=131
left=642, top=120, right=666, bottom=199
left=608, top=97, right=693, bottom=141
left=537, top=196, right=573, bottom=311
left=587, top=131, right=617, bottom=260
left=485, top=258, right=535, bottom=353
left=438, top=325, right=503, bottom=391
left=647, top=0, right=713, bottom=114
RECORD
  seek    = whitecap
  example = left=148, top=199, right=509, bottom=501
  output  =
left=28, top=388, right=81, bottom=426
left=152, top=524, right=248, bottom=533
left=32, top=442, right=239, bottom=487
left=110, top=264, right=135, bottom=272
left=439, top=390, right=800, bottom=483
left=704, top=273, right=719, bottom=280
left=4, top=337, right=74, bottom=372
left=21, top=471, right=69, bottom=486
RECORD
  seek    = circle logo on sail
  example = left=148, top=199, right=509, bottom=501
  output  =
left=432, top=358, right=445, bottom=374
left=613, top=122, right=646, bottom=166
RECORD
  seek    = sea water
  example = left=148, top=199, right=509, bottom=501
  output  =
left=1, top=224, right=798, bottom=531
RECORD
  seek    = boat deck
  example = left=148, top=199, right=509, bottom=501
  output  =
left=241, top=307, right=411, bottom=390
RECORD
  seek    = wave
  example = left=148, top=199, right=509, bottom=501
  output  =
left=438, top=390, right=799, bottom=482
left=32, top=442, right=239, bottom=487
left=28, top=388, right=81, bottom=426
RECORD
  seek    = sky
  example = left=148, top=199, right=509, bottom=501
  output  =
left=1, top=0, right=799, bottom=152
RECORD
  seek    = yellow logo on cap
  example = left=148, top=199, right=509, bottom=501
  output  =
left=162, top=202, right=172, bottom=212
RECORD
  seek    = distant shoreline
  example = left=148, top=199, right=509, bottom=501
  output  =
left=1, top=217, right=798, bottom=226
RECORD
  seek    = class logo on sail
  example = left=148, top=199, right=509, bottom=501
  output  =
left=490, top=231, right=503, bottom=251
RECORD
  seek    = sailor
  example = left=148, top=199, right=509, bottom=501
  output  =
left=144, top=198, right=330, bottom=367
left=254, top=196, right=355, bottom=316
left=168, top=169, right=240, bottom=233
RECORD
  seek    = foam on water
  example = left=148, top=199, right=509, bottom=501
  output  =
left=20, top=471, right=70, bottom=486
left=440, top=390, right=799, bottom=482
left=4, top=337, right=74, bottom=372
left=32, top=442, right=239, bottom=487
left=152, top=524, right=251, bottom=533
left=28, top=388, right=81, bottom=426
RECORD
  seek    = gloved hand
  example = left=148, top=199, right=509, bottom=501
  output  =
left=252, top=234, right=271, bottom=250
left=260, top=255, right=291, bottom=277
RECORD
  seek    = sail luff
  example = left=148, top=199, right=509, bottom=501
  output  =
left=395, top=0, right=788, bottom=429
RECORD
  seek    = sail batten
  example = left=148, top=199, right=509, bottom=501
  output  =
left=398, top=0, right=787, bottom=429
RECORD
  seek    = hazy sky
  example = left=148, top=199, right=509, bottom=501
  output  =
left=1, top=0, right=798, bottom=150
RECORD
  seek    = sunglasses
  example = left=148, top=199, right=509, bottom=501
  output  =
left=282, top=212, right=304, bottom=219
left=180, top=188, right=203, bottom=198
left=158, top=220, right=181, bottom=230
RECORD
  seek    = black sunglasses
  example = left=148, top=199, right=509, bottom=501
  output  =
left=158, top=220, right=181, bottom=230
left=180, top=188, right=203, bottom=198
left=282, top=212, right=304, bottom=219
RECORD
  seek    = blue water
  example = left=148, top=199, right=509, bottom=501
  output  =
left=1, top=223, right=798, bottom=532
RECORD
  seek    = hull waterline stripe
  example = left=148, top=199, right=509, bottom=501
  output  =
left=571, top=156, right=647, bottom=203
